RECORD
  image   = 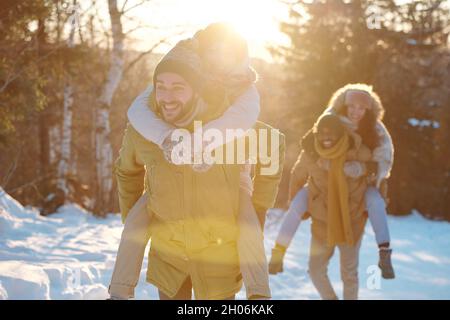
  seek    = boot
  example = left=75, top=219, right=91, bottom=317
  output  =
left=378, top=248, right=395, bottom=279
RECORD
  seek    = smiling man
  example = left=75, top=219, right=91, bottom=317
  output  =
left=113, top=43, right=284, bottom=300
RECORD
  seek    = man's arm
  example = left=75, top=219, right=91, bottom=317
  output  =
left=288, top=151, right=310, bottom=203
left=114, top=124, right=146, bottom=223
left=251, top=124, right=286, bottom=215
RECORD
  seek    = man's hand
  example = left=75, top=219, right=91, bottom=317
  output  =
left=162, top=132, right=194, bottom=165
left=191, top=138, right=214, bottom=172
left=343, top=161, right=366, bottom=179
left=268, top=244, right=287, bottom=275
left=161, top=132, right=180, bottom=164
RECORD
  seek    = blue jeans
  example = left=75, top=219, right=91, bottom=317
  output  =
left=275, top=186, right=390, bottom=248
left=365, top=186, right=390, bottom=245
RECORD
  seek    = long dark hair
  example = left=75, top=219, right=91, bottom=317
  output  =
left=339, top=105, right=380, bottom=150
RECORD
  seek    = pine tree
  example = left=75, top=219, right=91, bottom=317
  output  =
left=275, top=0, right=450, bottom=218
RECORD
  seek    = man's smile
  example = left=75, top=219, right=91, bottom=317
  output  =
left=161, top=102, right=182, bottom=117
left=322, top=139, right=334, bottom=148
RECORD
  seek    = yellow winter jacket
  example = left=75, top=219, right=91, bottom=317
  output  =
left=114, top=121, right=284, bottom=299
left=289, top=131, right=371, bottom=245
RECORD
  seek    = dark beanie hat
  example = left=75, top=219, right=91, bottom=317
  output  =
left=153, top=39, right=204, bottom=92
left=314, top=113, right=345, bottom=137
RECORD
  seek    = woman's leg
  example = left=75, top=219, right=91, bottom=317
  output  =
left=365, top=187, right=390, bottom=247
left=109, top=192, right=152, bottom=299
left=237, top=189, right=271, bottom=299
left=275, top=186, right=309, bottom=248
left=365, top=187, right=395, bottom=279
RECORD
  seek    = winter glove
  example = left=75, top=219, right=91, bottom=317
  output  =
left=316, top=158, right=331, bottom=171
left=161, top=132, right=183, bottom=164
left=191, top=137, right=215, bottom=172
left=268, top=244, right=287, bottom=275
left=343, top=161, right=366, bottom=179
left=162, top=132, right=198, bottom=166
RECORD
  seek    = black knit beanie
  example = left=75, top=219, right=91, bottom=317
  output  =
left=153, top=40, right=204, bottom=92
left=314, top=114, right=345, bottom=137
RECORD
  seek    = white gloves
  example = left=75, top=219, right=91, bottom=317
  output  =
left=317, top=157, right=366, bottom=179
left=343, top=161, right=366, bottom=178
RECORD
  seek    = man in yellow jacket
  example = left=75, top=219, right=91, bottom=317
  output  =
left=114, top=44, right=284, bottom=300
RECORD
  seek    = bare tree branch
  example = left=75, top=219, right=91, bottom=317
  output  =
left=123, top=30, right=187, bottom=75
left=123, top=21, right=188, bottom=35
left=122, top=0, right=151, bottom=14
left=6, top=172, right=55, bottom=195
left=123, top=41, right=167, bottom=74
left=121, top=0, right=130, bottom=13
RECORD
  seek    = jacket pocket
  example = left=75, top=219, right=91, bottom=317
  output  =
left=148, top=164, right=183, bottom=220
left=200, top=240, right=240, bottom=278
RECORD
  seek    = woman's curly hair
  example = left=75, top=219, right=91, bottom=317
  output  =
left=327, top=83, right=385, bottom=150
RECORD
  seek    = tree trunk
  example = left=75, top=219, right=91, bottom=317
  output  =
left=37, top=18, right=51, bottom=199
left=94, top=0, right=124, bottom=214
left=56, top=2, right=77, bottom=197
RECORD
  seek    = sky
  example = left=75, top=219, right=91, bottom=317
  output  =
left=76, top=0, right=450, bottom=62
left=81, top=0, right=292, bottom=61
left=129, top=0, right=291, bottom=60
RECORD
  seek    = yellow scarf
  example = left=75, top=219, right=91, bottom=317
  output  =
left=314, top=133, right=354, bottom=246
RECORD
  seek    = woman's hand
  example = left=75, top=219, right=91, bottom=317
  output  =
left=343, top=161, right=366, bottom=178
left=268, top=244, right=287, bottom=275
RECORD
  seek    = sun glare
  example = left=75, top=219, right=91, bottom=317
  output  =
left=198, top=0, right=288, bottom=57
left=129, top=0, right=290, bottom=60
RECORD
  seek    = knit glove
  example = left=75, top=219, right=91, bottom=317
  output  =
left=316, top=158, right=331, bottom=171
left=268, top=244, right=287, bottom=275
left=161, top=133, right=182, bottom=164
left=343, top=161, right=366, bottom=179
left=191, top=138, right=213, bottom=172
left=162, top=132, right=196, bottom=165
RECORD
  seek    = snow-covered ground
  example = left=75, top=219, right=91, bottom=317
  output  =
left=1, top=189, right=449, bottom=300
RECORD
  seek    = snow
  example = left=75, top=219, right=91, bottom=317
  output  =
left=408, top=118, right=440, bottom=129
left=406, top=39, right=418, bottom=46
left=265, top=210, right=450, bottom=300
left=1, top=188, right=450, bottom=300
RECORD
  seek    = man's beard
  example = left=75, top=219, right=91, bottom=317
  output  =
left=158, top=97, right=197, bottom=125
